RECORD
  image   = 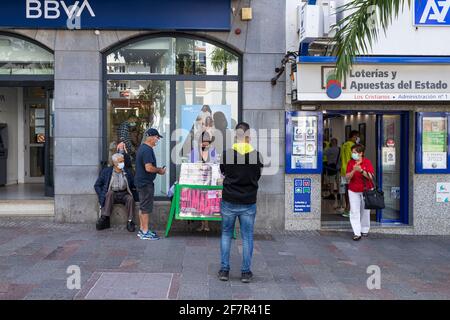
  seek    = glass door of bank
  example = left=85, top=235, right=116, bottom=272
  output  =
left=376, top=113, right=409, bottom=224
left=24, top=87, right=54, bottom=197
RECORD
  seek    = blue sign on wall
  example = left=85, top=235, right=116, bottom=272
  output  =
left=294, top=178, right=312, bottom=213
left=414, top=0, right=450, bottom=26
left=0, top=0, right=231, bottom=30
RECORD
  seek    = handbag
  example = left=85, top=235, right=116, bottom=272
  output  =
left=362, top=174, right=385, bottom=210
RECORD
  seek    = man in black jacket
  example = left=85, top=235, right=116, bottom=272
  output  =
left=94, top=153, right=138, bottom=232
left=218, top=122, right=264, bottom=283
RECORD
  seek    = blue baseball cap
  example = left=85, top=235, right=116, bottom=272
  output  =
left=145, top=128, right=163, bottom=138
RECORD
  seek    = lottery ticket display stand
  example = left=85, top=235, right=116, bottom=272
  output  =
left=165, top=163, right=235, bottom=237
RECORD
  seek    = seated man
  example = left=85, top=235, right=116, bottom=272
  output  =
left=94, top=153, right=138, bottom=232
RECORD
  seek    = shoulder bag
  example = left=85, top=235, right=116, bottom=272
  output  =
left=362, top=173, right=385, bottom=210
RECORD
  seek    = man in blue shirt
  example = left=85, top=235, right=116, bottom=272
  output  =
left=135, top=128, right=166, bottom=240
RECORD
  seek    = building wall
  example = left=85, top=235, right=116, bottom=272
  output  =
left=5, top=0, right=288, bottom=230
left=285, top=103, right=450, bottom=235
left=0, top=88, right=18, bottom=185
left=284, top=1, right=450, bottom=235
left=312, top=0, right=450, bottom=56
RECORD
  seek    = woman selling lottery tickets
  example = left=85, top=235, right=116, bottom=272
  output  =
left=177, top=131, right=223, bottom=231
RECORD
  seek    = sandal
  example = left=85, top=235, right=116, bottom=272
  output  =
left=352, top=235, right=362, bottom=241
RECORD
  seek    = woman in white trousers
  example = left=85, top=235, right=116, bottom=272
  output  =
left=345, top=144, right=375, bottom=241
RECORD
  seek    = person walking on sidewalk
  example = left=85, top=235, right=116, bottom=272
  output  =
left=94, top=153, right=138, bottom=232
left=345, top=144, right=375, bottom=241
left=218, top=122, right=264, bottom=283
left=340, top=130, right=360, bottom=218
left=135, top=128, right=166, bottom=240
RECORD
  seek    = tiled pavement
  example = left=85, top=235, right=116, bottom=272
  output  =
left=0, top=221, right=450, bottom=300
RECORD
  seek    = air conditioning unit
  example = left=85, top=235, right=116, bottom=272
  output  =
left=323, top=1, right=337, bottom=37
left=297, top=2, right=324, bottom=43
left=297, top=1, right=338, bottom=42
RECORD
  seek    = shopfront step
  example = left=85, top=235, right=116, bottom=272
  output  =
left=321, top=224, right=415, bottom=236
left=109, top=201, right=223, bottom=232
left=0, top=200, right=55, bottom=217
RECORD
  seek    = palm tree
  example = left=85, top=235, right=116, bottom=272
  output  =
left=330, top=0, right=411, bottom=81
left=210, top=47, right=238, bottom=104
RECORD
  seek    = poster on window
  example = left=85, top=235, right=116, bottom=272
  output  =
left=291, top=116, right=318, bottom=169
left=180, top=104, right=233, bottom=154
left=293, top=126, right=305, bottom=141
left=423, top=152, right=447, bottom=169
left=179, top=188, right=222, bottom=218
left=382, top=147, right=396, bottom=167
left=292, top=155, right=316, bottom=169
left=293, top=142, right=305, bottom=155
left=423, top=117, right=448, bottom=169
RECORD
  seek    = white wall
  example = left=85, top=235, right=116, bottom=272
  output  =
left=0, top=87, right=18, bottom=184
left=289, top=0, right=450, bottom=56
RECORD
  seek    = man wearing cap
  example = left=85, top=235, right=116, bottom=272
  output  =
left=135, top=128, right=166, bottom=240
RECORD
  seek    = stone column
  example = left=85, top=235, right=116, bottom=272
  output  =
left=53, top=30, right=102, bottom=223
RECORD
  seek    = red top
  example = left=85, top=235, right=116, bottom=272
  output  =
left=346, top=158, right=375, bottom=193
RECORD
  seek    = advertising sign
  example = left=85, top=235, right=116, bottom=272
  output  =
left=436, top=182, right=450, bottom=203
left=414, top=0, right=450, bottom=26
left=180, top=104, right=232, bottom=151
left=422, top=117, right=448, bottom=169
left=179, top=163, right=223, bottom=186
left=286, top=111, right=323, bottom=174
left=179, top=188, right=222, bottom=218
left=382, top=147, right=396, bottom=167
left=294, top=178, right=311, bottom=213
left=296, top=64, right=450, bottom=101
left=291, top=116, right=318, bottom=169
left=391, top=187, right=401, bottom=200
left=0, top=0, right=231, bottom=30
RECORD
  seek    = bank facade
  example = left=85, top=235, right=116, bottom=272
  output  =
left=0, top=0, right=286, bottom=230
left=0, top=0, right=449, bottom=235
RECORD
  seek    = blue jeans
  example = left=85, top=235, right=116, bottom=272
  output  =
left=220, top=200, right=256, bottom=273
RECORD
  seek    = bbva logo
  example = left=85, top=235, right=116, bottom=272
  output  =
left=26, top=0, right=96, bottom=19
left=418, top=0, right=450, bottom=24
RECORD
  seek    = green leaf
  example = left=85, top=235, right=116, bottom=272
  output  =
left=329, top=0, right=411, bottom=81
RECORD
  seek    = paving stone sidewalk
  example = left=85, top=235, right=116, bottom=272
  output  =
left=0, top=221, right=449, bottom=300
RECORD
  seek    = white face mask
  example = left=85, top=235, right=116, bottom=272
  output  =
left=356, top=137, right=361, bottom=144
left=117, top=162, right=125, bottom=170
left=351, top=153, right=360, bottom=161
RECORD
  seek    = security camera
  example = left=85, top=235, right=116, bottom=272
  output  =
left=271, top=77, right=277, bottom=86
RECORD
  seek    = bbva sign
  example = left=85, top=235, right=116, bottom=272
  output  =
left=0, top=0, right=231, bottom=30
left=414, top=0, right=450, bottom=26
left=26, top=0, right=95, bottom=19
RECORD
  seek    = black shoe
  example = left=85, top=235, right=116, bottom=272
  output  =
left=241, top=271, right=253, bottom=283
left=127, top=220, right=136, bottom=232
left=218, top=270, right=229, bottom=281
left=96, top=216, right=110, bottom=230
left=352, top=235, right=362, bottom=241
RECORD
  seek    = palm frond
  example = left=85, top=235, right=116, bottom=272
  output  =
left=330, top=0, right=411, bottom=81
